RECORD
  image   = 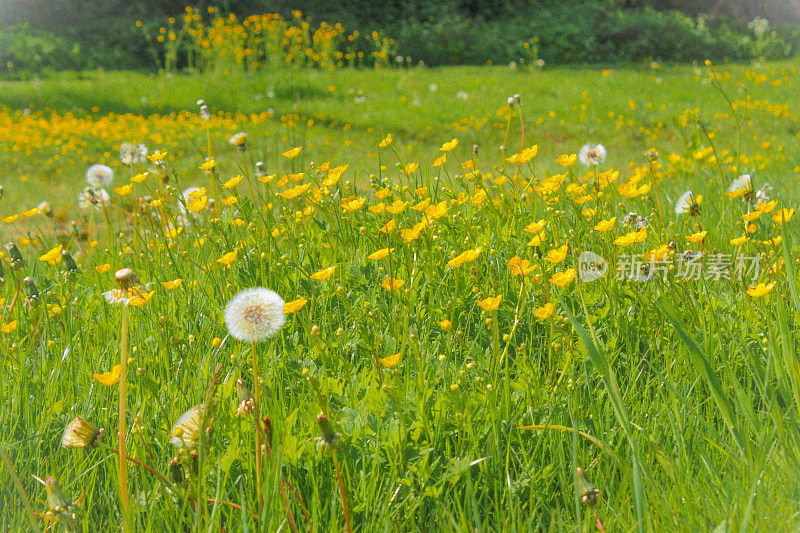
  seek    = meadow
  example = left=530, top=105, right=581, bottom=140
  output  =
left=1, top=57, right=800, bottom=532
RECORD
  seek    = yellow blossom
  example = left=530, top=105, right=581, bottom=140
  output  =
left=447, top=248, right=481, bottom=268
left=368, top=248, right=395, bottom=261
left=223, top=175, right=243, bottom=188
left=379, top=133, right=392, bottom=147
left=747, top=282, right=776, bottom=298
left=549, top=268, right=577, bottom=287
left=284, top=297, right=309, bottom=314
left=217, top=250, right=238, bottom=267
left=477, top=294, right=502, bottom=312
left=311, top=265, right=337, bottom=281
left=381, top=277, right=405, bottom=291
left=281, top=146, right=302, bottom=159
left=440, top=138, right=459, bottom=152
left=93, top=364, right=122, bottom=386
left=533, top=302, right=555, bottom=320
left=556, top=153, right=578, bottom=167
left=379, top=352, right=402, bottom=367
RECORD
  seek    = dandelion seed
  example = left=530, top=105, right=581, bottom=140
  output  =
left=62, top=417, right=103, bottom=448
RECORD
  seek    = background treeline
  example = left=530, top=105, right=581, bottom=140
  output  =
left=1, top=0, right=799, bottom=73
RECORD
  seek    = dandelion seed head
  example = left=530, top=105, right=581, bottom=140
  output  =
left=224, top=287, right=286, bottom=343
left=578, top=143, right=606, bottom=166
left=85, top=164, right=114, bottom=188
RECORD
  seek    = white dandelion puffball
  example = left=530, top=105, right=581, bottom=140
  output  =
left=728, top=174, right=752, bottom=194
left=674, top=190, right=694, bottom=215
left=225, top=288, right=286, bottom=343
left=86, top=164, right=114, bottom=189
left=578, top=143, right=607, bottom=166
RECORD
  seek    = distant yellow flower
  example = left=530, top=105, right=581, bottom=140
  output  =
left=284, top=296, right=309, bottom=314
left=217, top=250, right=238, bottom=267
left=379, top=352, right=402, bottom=367
left=223, top=175, right=243, bottom=188
left=367, top=248, right=394, bottom=261
left=402, top=162, right=419, bottom=175
left=93, top=364, right=122, bottom=386
left=2, top=215, right=19, bottom=223
left=199, top=159, right=217, bottom=171
left=447, top=248, right=481, bottom=268
left=613, top=227, right=647, bottom=247
left=95, top=263, right=111, bottom=273
left=594, top=217, right=616, bottom=232
left=742, top=211, right=762, bottom=222
left=114, top=184, right=133, bottom=196
left=440, top=138, right=459, bottom=152
left=399, top=221, right=426, bottom=242
left=39, top=245, right=63, bottom=265
left=161, top=279, right=182, bottom=290
left=278, top=183, right=310, bottom=200
left=381, top=277, right=405, bottom=291
left=440, top=320, right=452, bottom=331
left=432, top=154, right=447, bottom=167
left=386, top=199, right=407, bottom=214
left=281, top=146, right=302, bottom=159
left=747, top=281, right=776, bottom=298
left=324, top=164, right=349, bottom=186
left=147, top=151, right=167, bottom=163
left=686, top=230, right=707, bottom=244
left=311, top=265, right=337, bottom=281
left=533, top=302, right=555, bottom=320
left=22, top=207, right=39, bottom=217
left=556, top=153, right=578, bottom=167
left=524, top=219, right=547, bottom=234
left=130, top=172, right=149, bottom=183
left=379, top=133, right=392, bottom=147
left=477, top=294, right=502, bottom=312
left=549, top=268, right=577, bottom=287
left=730, top=236, right=749, bottom=246
left=1, top=320, right=18, bottom=334
left=129, top=290, right=156, bottom=307
left=369, top=203, right=385, bottom=215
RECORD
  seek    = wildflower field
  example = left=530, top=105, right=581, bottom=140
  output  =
left=2, top=56, right=800, bottom=532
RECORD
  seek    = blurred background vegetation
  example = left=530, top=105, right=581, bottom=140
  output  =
left=1, top=0, right=799, bottom=75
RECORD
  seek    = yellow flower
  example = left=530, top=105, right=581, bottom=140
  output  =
left=342, top=197, right=366, bottom=212
left=381, top=277, right=405, bottom=291
left=533, top=302, right=555, bottom=320
left=324, top=164, right=349, bottom=186
left=742, top=211, right=762, bottom=222
left=1, top=320, right=18, bottom=334
left=2, top=215, right=19, bottom=223
left=379, top=352, right=402, bottom=368
left=543, top=244, right=569, bottom=264
left=686, top=230, right=707, bottom=244
left=746, top=281, right=776, bottom=298
left=508, top=256, right=537, bottom=276
left=402, top=162, right=419, bottom=175
left=199, top=159, right=217, bottom=171
left=477, top=294, right=502, bottom=312
left=379, top=218, right=396, bottom=233
left=161, top=279, right=183, bottom=290
left=399, top=221, right=427, bottom=242
left=556, top=153, right=578, bottom=167
left=379, top=133, right=392, bottom=147
left=217, top=250, right=238, bottom=267
left=527, top=231, right=546, bottom=247
left=549, top=268, right=577, bottom=287
left=311, top=265, right=337, bottom=281
left=440, top=320, right=452, bottom=331
left=613, top=227, right=647, bottom=247
left=129, top=290, right=156, bottom=307
left=424, top=201, right=449, bottom=220
left=756, top=199, right=778, bottom=213
left=95, top=263, right=111, bottom=273
left=772, top=208, right=794, bottom=224
left=440, top=138, right=459, bottom=152
left=281, top=146, right=302, bottom=159
left=446, top=248, right=481, bottom=268
left=730, top=236, right=749, bottom=246
left=114, top=184, right=133, bottom=196
left=284, top=297, right=309, bottom=314
left=39, top=245, right=63, bottom=266
left=432, top=154, right=447, bottom=167
left=22, top=207, right=39, bottom=217
left=186, top=196, right=208, bottom=212
left=147, top=151, right=167, bottom=163
left=367, top=248, right=394, bottom=261
left=221, top=196, right=238, bottom=206
left=386, top=199, right=407, bottom=214
left=93, top=364, right=122, bottom=386
left=130, top=172, right=149, bottom=183
left=278, top=183, right=310, bottom=200
left=223, top=175, right=244, bottom=188
left=594, top=217, right=616, bottom=232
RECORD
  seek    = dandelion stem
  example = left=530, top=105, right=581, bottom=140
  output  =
left=0, top=447, right=42, bottom=533
left=118, top=302, right=132, bottom=532
left=251, top=341, right=264, bottom=508
left=332, top=452, right=352, bottom=533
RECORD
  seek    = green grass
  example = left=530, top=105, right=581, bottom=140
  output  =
left=1, top=62, right=800, bottom=531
